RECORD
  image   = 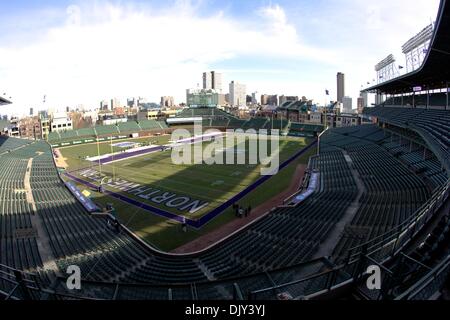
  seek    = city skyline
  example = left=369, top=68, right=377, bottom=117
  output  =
left=0, top=0, right=441, bottom=116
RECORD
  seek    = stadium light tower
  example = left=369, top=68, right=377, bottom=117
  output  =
left=375, top=54, right=399, bottom=84
left=402, top=24, right=434, bottom=73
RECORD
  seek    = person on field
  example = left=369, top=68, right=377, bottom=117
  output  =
left=182, top=216, right=187, bottom=232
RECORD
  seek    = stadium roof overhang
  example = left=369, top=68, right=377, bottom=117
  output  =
left=0, top=96, right=12, bottom=106
left=363, top=0, right=450, bottom=95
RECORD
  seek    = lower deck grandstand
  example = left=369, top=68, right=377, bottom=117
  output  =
left=1, top=109, right=448, bottom=299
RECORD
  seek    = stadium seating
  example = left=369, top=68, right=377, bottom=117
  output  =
left=0, top=140, right=44, bottom=272
left=158, top=121, right=169, bottom=129
left=363, top=106, right=450, bottom=170
left=76, top=127, right=96, bottom=138
left=0, top=117, right=448, bottom=299
left=0, top=135, right=31, bottom=152
left=137, top=119, right=163, bottom=130
left=1, top=134, right=358, bottom=289
left=46, top=119, right=171, bottom=145
left=176, top=107, right=232, bottom=118
left=94, top=124, right=119, bottom=136
left=289, top=123, right=324, bottom=136
left=241, top=118, right=269, bottom=130
left=227, top=117, right=247, bottom=129
left=385, top=93, right=448, bottom=108
left=58, top=130, right=78, bottom=141
left=269, top=119, right=290, bottom=131
left=210, top=118, right=230, bottom=127
left=117, top=121, right=141, bottom=133
left=47, top=132, right=61, bottom=143
left=322, top=127, right=435, bottom=261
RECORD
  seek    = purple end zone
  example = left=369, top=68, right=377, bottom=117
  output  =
left=65, top=139, right=317, bottom=229
left=98, top=134, right=219, bottom=165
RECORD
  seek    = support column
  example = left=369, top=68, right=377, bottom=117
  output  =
left=447, top=82, right=449, bottom=110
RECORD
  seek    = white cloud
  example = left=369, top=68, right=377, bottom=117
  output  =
left=0, top=1, right=339, bottom=116
left=0, top=0, right=442, bottom=115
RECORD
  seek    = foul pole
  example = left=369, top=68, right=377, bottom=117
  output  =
left=110, top=134, right=116, bottom=181
left=96, top=136, right=102, bottom=174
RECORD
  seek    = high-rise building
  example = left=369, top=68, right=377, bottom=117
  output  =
left=260, top=94, right=278, bottom=106
left=337, top=72, right=345, bottom=103
left=29, top=108, right=34, bottom=116
left=361, top=91, right=369, bottom=108
left=268, top=95, right=278, bottom=106
left=218, top=94, right=226, bottom=106
left=100, top=100, right=109, bottom=110
left=160, top=96, right=175, bottom=108
left=342, top=96, right=353, bottom=113
left=279, top=95, right=299, bottom=106
left=202, top=72, right=212, bottom=90
left=261, top=94, right=269, bottom=105
left=357, top=97, right=365, bottom=114
left=229, top=81, right=246, bottom=107
left=203, top=71, right=223, bottom=93
left=127, top=98, right=138, bottom=108
left=211, top=71, right=222, bottom=93
left=111, top=98, right=121, bottom=110
left=251, top=92, right=259, bottom=104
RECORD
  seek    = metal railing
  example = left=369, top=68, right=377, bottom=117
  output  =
left=395, top=254, right=450, bottom=300
left=346, top=181, right=449, bottom=263
left=1, top=181, right=447, bottom=301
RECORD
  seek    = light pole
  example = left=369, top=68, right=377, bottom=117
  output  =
left=317, top=123, right=329, bottom=156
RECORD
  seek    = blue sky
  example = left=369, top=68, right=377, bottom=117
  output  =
left=0, top=0, right=441, bottom=116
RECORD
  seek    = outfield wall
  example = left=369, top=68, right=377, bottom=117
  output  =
left=49, top=129, right=171, bottom=148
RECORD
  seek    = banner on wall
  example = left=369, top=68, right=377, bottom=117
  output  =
left=65, top=181, right=100, bottom=213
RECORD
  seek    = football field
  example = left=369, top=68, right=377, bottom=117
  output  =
left=59, top=133, right=315, bottom=250
left=64, top=134, right=308, bottom=219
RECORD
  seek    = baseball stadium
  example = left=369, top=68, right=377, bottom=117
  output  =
left=0, top=0, right=449, bottom=302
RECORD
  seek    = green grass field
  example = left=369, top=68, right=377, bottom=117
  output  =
left=60, top=133, right=315, bottom=251
left=60, top=135, right=172, bottom=170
